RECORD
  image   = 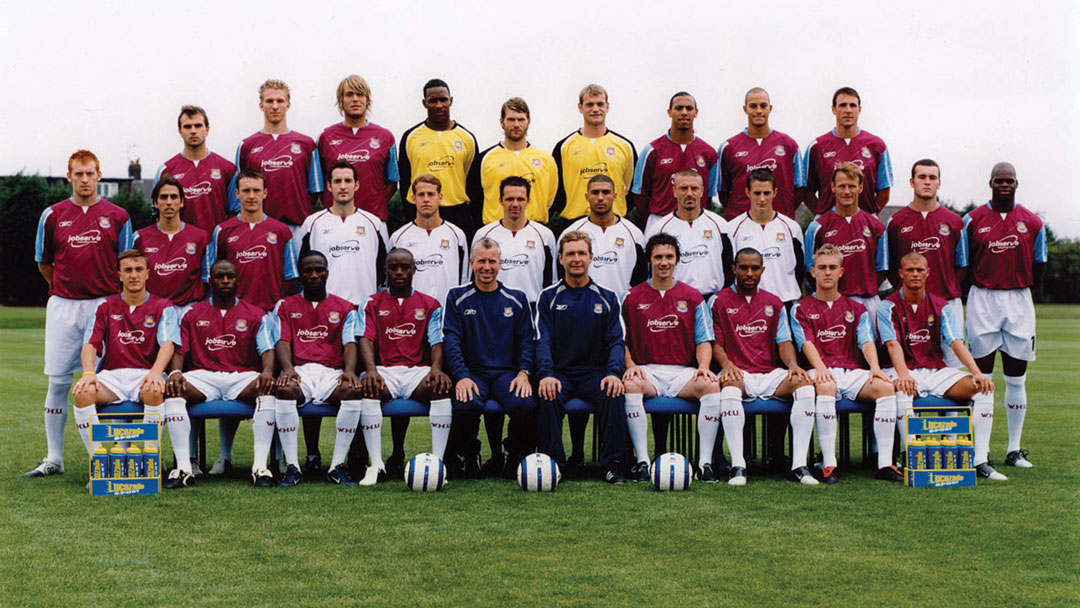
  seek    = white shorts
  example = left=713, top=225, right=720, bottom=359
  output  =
left=296, top=362, right=342, bottom=404
left=884, top=367, right=969, bottom=398
left=849, top=294, right=881, bottom=341
left=366, top=365, right=430, bottom=400
left=809, top=367, right=870, bottom=400
left=966, top=286, right=1036, bottom=361
left=184, top=369, right=259, bottom=401
left=640, top=364, right=697, bottom=399
left=98, top=368, right=162, bottom=403
left=44, top=295, right=105, bottom=376
left=739, top=368, right=789, bottom=399
left=942, top=298, right=964, bottom=368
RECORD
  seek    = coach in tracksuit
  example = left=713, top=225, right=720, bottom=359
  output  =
left=535, top=230, right=628, bottom=483
left=443, top=237, right=536, bottom=479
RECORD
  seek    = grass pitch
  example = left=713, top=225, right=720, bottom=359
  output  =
left=1, top=306, right=1077, bottom=607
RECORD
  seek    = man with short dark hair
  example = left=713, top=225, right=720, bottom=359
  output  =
left=535, top=231, right=628, bottom=483
left=164, top=259, right=277, bottom=488
left=631, top=91, right=718, bottom=232
left=726, top=168, right=804, bottom=305
left=470, top=97, right=558, bottom=225
left=622, top=233, right=724, bottom=483
left=399, top=79, right=479, bottom=235
left=717, top=88, right=801, bottom=220
left=799, top=87, right=893, bottom=215
left=156, top=105, right=238, bottom=232
left=885, top=159, right=967, bottom=366
left=317, top=75, right=398, bottom=222
left=552, top=84, right=637, bottom=220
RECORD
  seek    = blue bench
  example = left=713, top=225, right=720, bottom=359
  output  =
left=99, top=394, right=965, bottom=469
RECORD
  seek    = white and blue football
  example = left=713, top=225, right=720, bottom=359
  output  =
left=652, top=452, right=693, bottom=491
left=517, top=453, right=561, bottom=492
left=404, top=453, right=446, bottom=492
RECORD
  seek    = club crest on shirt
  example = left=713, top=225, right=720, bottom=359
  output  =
left=594, top=303, right=603, bottom=314
left=111, top=314, right=122, bottom=320
left=290, top=143, right=302, bottom=155
left=236, top=319, right=249, bottom=332
left=531, top=157, right=542, bottom=169
left=939, top=224, right=951, bottom=236
left=99, top=216, right=111, bottom=229
left=844, top=310, right=855, bottom=323
left=775, top=146, right=786, bottom=156
left=210, top=168, right=222, bottom=180
left=328, top=311, right=341, bottom=324
left=676, top=300, right=688, bottom=313
left=453, top=140, right=464, bottom=152
left=370, top=138, right=381, bottom=149
left=861, top=146, right=872, bottom=159
left=606, top=146, right=616, bottom=157
left=266, top=233, right=278, bottom=244
left=703, top=230, right=713, bottom=241
left=503, top=307, right=513, bottom=317
left=356, top=226, right=366, bottom=236
left=526, top=240, right=536, bottom=250
left=440, top=239, right=450, bottom=249
left=927, top=314, right=935, bottom=325
left=764, top=305, right=775, bottom=317
left=614, top=237, right=625, bottom=248
left=862, top=226, right=872, bottom=237
left=185, top=242, right=197, bottom=255
left=414, top=308, right=426, bottom=320
left=696, top=155, right=706, bottom=167
left=1016, top=221, right=1028, bottom=233
left=776, top=232, right=785, bottom=242
left=144, top=315, right=156, bottom=328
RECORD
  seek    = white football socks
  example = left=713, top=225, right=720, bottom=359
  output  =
left=1004, top=374, right=1027, bottom=452
left=142, top=403, right=164, bottom=452
left=895, top=392, right=912, bottom=449
left=361, top=399, right=384, bottom=470
left=717, top=388, right=745, bottom=468
left=789, top=385, right=816, bottom=469
left=429, top=398, right=452, bottom=460
left=162, top=398, right=191, bottom=474
left=73, top=405, right=98, bottom=455
left=44, top=375, right=71, bottom=465
left=816, top=395, right=838, bottom=469
left=873, top=396, right=897, bottom=468
left=275, top=399, right=300, bottom=467
left=330, top=400, right=362, bottom=468
left=251, top=396, right=276, bottom=471
left=972, top=392, right=995, bottom=465
left=624, top=394, right=649, bottom=464
left=696, top=395, right=721, bottom=469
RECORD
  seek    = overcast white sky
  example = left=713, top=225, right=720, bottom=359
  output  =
left=3, top=1, right=1078, bottom=236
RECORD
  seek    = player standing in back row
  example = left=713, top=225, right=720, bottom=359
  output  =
left=716, top=87, right=801, bottom=220
left=234, top=79, right=323, bottom=240
left=26, top=150, right=134, bottom=478
left=799, top=87, right=892, bottom=215
left=399, top=79, right=479, bottom=236
left=963, top=162, right=1045, bottom=469
left=155, top=105, right=237, bottom=233
left=552, top=84, right=637, bottom=221
left=317, top=75, right=398, bottom=223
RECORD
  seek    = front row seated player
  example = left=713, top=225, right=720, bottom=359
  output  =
left=535, top=231, right=628, bottom=483
left=709, top=248, right=818, bottom=485
left=358, top=248, right=454, bottom=474
left=792, top=244, right=903, bottom=484
left=163, top=259, right=276, bottom=489
left=71, top=250, right=179, bottom=476
left=272, top=251, right=366, bottom=487
left=879, top=252, right=1003, bottom=480
left=442, top=237, right=536, bottom=480
left=621, top=233, right=727, bottom=484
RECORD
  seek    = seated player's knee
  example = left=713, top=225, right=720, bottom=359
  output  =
left=815, top=381, right=836, bottom=396
left=275, top=386, right=302, bottom=401
left=141, top=388, right=164, bottom=406
left=866, top=378, right=895, bottom=398
left=623, top=377, right=648, bottom=394
left=452, top=399, right=483, bottom=416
